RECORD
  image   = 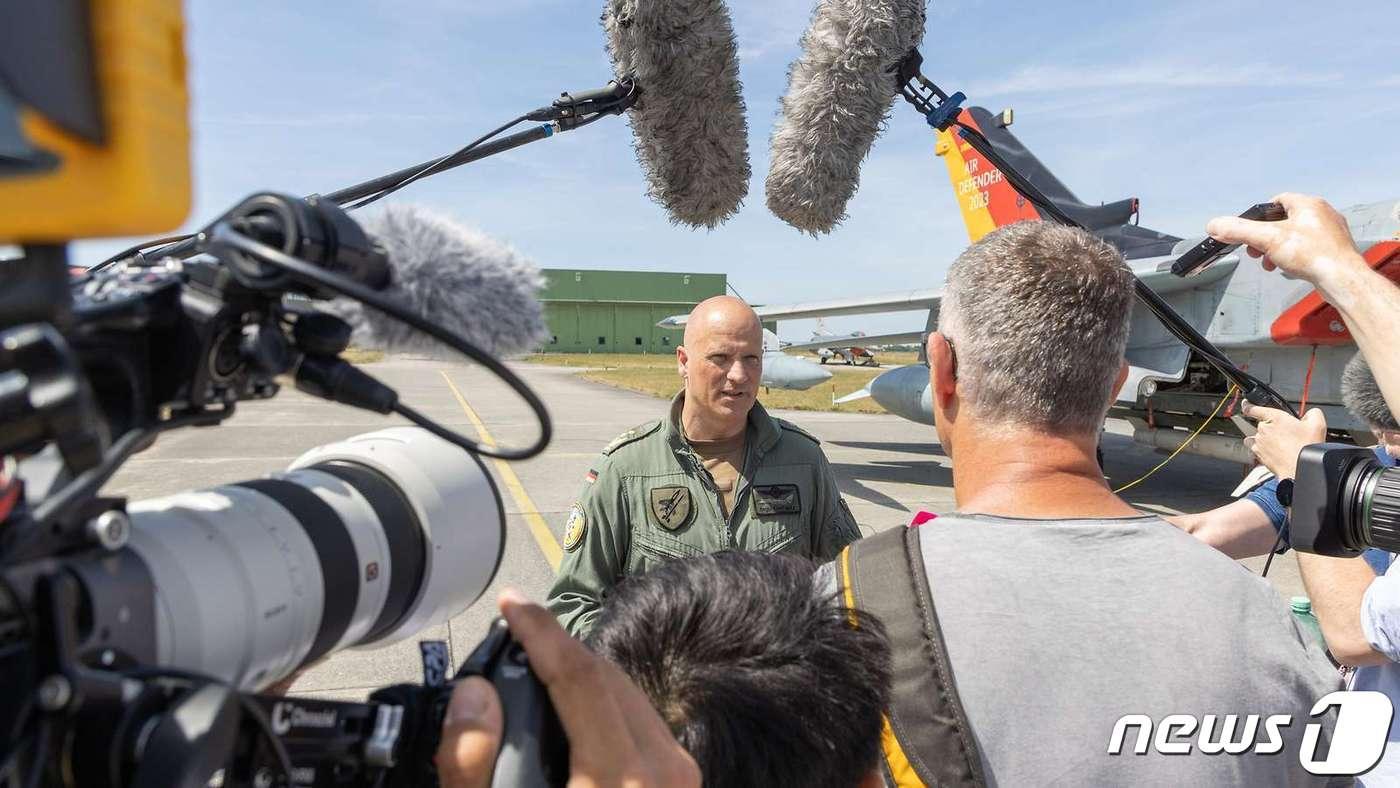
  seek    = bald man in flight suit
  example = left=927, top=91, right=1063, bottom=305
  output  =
left=546, top=296, right=861, bottom=636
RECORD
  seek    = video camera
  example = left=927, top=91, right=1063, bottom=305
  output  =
left=1288, top=445, right=1400, bottom=556
left=0, top=186, right=576, bottom=786
left=0, top=4, right=617, bottom=784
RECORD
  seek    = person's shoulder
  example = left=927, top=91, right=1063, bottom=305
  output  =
left=1140, top=517, right=1297, bottom=605
left=600, top=419, right=664, bottom=458
left=774, top=418, right=821, bottom=447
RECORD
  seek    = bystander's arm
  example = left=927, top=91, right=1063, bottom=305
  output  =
left=1206, top=192, right=1400, bottom=420
left=1308, top=260, right=1400, bottom=423
left=1167, top=499, right=1281, bottom=560
left=1295, top=552, right=1389, bottom=667
left=1239, top=377, right=1393, bottom=667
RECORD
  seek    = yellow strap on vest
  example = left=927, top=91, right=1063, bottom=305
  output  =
left=839, top=546, right=928, bottom=788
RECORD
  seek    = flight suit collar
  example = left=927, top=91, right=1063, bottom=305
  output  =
left=665, top=391, right=783, bottom=461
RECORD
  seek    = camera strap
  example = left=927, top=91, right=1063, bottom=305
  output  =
left=838, top=526, right=987, bottom=788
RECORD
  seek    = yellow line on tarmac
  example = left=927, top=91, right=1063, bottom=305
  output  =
left=438, top=371, right=562, bottom=572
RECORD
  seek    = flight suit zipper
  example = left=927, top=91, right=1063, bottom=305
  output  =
left=727, top=442, right=761, bottom=537
left=680, top=450, right=730, bottom=547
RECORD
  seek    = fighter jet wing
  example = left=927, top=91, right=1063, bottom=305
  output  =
left=782, top=330, right=927, bottom=352
left=1133, top=254, right=1239, bottom=292
left=657, top=289, right=941, bottom=328
left=655, top=253, right=1230, bottom=357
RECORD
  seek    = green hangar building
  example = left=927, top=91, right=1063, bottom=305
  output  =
left=538, top=269, right=726, bottom=354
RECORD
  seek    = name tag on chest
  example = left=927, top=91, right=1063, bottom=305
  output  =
left=752, top=484, right=801, bottom=516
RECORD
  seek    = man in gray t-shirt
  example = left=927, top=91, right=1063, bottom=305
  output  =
left=837, top=222, right=1341, bottom=785
left=919, top=513, right=1338, bottom=786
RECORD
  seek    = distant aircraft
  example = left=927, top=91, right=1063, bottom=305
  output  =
left=760, top=328, right=831, bottom=390
left=808, top=322, right=880, bottom=366
left=662, top=107, right=1400, bottom=464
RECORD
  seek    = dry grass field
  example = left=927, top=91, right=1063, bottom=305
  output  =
left=341, top=347, right=385, bottom=364
left=521, top=352, right=910, bottom=414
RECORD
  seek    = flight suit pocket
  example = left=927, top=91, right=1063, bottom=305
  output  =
left=621, top=473, right=711, bottom=575
left=743, top=467, right=815, bottom=556
left=628, top=528, right=703, bottom=575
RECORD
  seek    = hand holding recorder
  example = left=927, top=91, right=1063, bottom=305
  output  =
left=1205, top=193, right=1368, bottom=287
left=1171, top=202, right=1287, bottom=277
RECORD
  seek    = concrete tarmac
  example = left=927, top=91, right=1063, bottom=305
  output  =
left=104, top=355, right=1304, bottom=700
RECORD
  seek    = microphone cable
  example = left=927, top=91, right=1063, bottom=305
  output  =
left=93, top=109, right=540, bottom=270
left=91, top=79, right=640, bottom=271
left=207, top=223, right=552, bottom=461
left=343, top=113, right=534, bottom=211
left=90, top=233, right=196, bottom=273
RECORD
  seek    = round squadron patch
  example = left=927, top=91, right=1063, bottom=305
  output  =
left=649, top=486, right=693, bottom=531
left=563, top=504, right=587, bottom=552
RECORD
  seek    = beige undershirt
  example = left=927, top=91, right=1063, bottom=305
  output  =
left=685, top=431, right=747, bottom=517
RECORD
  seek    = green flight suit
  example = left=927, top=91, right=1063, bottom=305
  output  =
left=547, top=392, right=861, bottom=637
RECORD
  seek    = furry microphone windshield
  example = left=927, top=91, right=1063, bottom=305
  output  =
left=603, top=0, right=750, bottom=229
left=765, top=0, right=926, bottom=235
left=330, top=205, right=548, bottom=357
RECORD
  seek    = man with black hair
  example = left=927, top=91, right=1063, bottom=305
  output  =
left=587, top=551, right=891, bottom=788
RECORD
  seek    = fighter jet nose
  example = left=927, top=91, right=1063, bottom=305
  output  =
left=868, top=365, right=934, bottom=425
left=656, top=314, right=686, bottom=329
left=761, top=354, right=832, bottom=390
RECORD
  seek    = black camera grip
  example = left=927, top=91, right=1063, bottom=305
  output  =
left=486, top=637, right=568, bottom=788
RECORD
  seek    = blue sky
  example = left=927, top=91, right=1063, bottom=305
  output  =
left=75, top=0, right=1400, bottom=340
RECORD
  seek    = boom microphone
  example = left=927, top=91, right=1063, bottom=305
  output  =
left=332, top=205, right=549, bottom=356
left=603, top=0, right=751, bottom=229
left=765, top=0, right=927, bottom=234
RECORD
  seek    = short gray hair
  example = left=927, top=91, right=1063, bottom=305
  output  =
left=938, top=222, right=1134, bottom=433
left=1342, top=353, right=1399, bottom=431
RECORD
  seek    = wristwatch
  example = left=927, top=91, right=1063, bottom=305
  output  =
left=1275, top=478, right=1294, bottom=508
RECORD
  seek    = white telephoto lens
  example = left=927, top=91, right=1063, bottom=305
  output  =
left=125, top=427, right=504, bottom=690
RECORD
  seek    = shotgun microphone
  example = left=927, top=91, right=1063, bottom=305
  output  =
left=765, top=0, right=927, bottom=234
left=603, top=0, right=751, bottom=229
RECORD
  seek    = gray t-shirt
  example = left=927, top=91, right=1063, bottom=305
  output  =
left=921, top=513, right=1343, bottom=785
left=830, top=513, right=1344, bottom=786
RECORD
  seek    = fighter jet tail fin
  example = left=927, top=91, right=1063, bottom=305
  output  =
left=934, top=106, right=1145, bottom=243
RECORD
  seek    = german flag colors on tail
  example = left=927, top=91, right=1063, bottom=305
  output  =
left=934, top=109, right=1039, bottom=242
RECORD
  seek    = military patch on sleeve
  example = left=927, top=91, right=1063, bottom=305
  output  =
left=563, top=504, right=587, bottom=552
left=753, top=484, right=802, bottom=516
left=649, top=486, right=693, bottom=531
left=584, top=469, right=598, bottom=484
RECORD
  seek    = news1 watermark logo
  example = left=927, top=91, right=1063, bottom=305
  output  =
left=1108, top=692, right=1394, bottom=776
